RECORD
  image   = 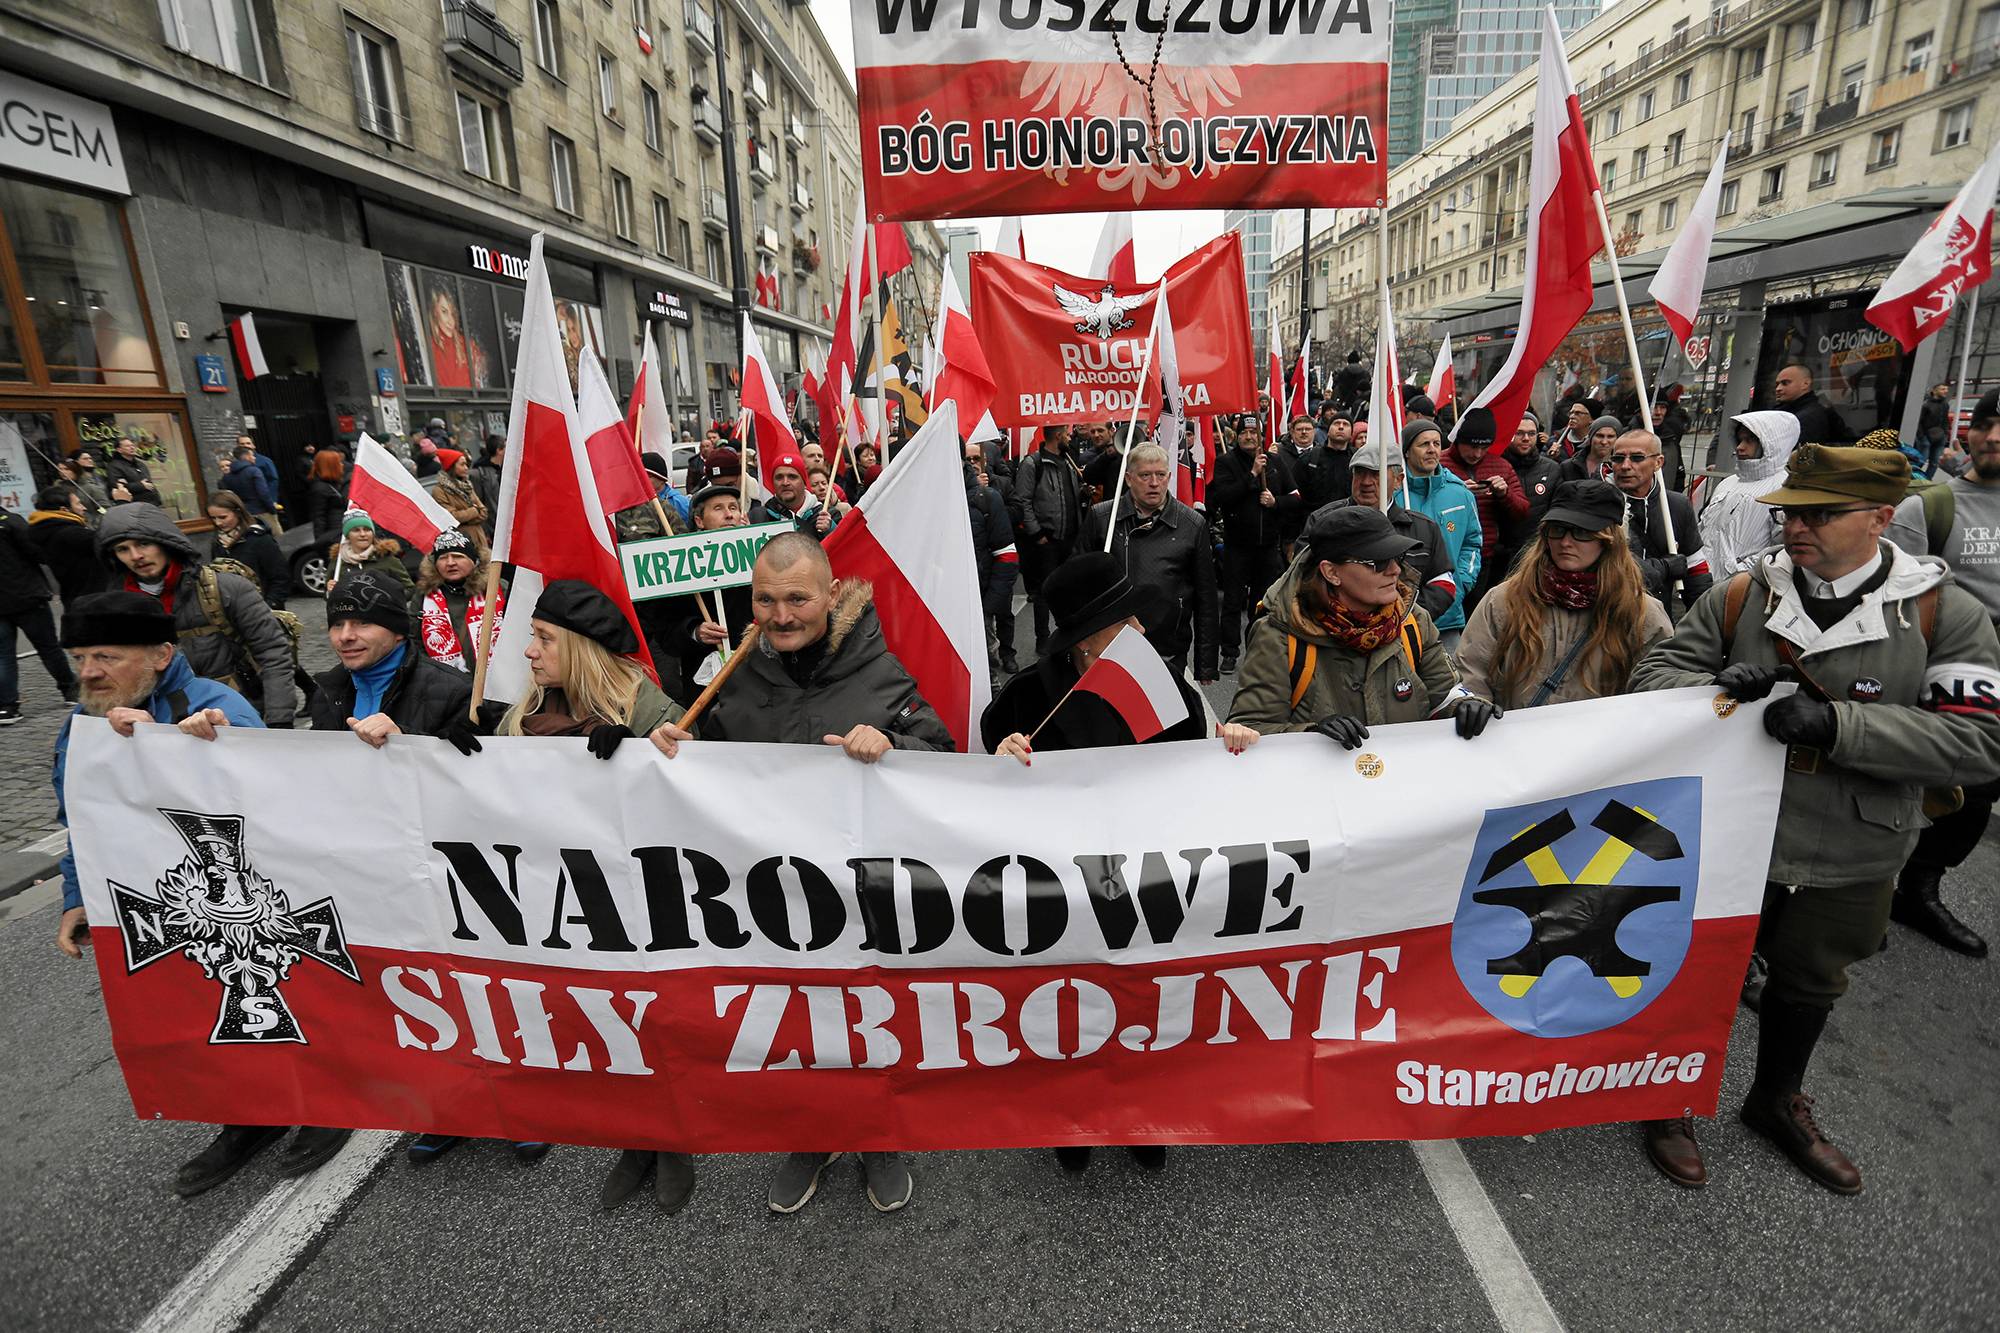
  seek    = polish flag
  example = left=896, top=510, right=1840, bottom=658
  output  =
left=740, top=314, right=797, bottom=492
left=483, top=234, right=653, bottom=705
left=1369, top=287, right=1405, bottom=512
left=819, top=202, right=915, bottom=445
left=1091, top=212, right=1137, bottom=285
left=1072, top=624, right=1189, bottom=743
left=1182, top=415, right=1216, bottom=508
left=1648, top=140, right=1732, bottom=353
left=1267, top=323, right=1285, bottom=448
left=1152, top=281, right=1191, bottom=504
left=1426, top=334, right=1456, bottom=412
left=1866, top=138, right=2000, bottom=352
left=1457, top=6, right=1604, bottom=454
left=1288, top=333, right=1311, bottom=423
left=228, top=313, right=268, bottom=380
left=928, top=264, right=996, bottom=436
left=348, top=433, right=456, bottom=553
left=996, top=215, right=1027, bottom=261
left=577, top=351, right=655, bottom=514
left=627, top=322, right=676, bottom=464
left=822, top=400, right=990, bottom=751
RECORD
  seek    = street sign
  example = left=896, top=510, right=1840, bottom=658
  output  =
left=194, top=354, right=228, bottom=392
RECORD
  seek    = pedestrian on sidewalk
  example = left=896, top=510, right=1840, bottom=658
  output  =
left=0, top=502, right=79, bottom=724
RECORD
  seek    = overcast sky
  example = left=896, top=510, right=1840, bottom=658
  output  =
left=805, top=0, right=1225, bottom=277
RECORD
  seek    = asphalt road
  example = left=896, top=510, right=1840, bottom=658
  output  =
left=3, top=600, right=1997, bottom=1331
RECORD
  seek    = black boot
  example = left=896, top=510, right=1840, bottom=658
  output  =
left=600, top=1149, right=654, bottom=1209
left=1890, top=865, right=1988, bottom=958
left=174, top=1124, right=286, bottom=1197
left=654, top=1151, right=696, bottom=1214
left=276, top=1126, right=351, bottom=1177
left=1740, top=997, right=1862, bottom=1193
left=1740, top=952, right=1768, bottom=1012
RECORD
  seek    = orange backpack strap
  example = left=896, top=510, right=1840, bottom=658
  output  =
left=1720, top=572, right=1752, bottom=651
left=1400, top=619, right=1423, bottom=675
left=1286, top=635, right=1317, bottom=713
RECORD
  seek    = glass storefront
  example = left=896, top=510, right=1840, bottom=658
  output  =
left=1751, top=292, right=1911, bottom=434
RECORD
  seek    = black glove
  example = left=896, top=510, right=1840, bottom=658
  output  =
left=1716, top=662, right=1786, bottom=702
left=1311, top=714, right=1370, bottom=749
left=1453, top=697, right=1502, bottom=739
left=441, top=714, right=483, bottom=756
left=1763, top=693, right=1836, bottom=748
left=1662, top=554, right=1690, bottom=581
left=587, top=724, right=634, bottom=760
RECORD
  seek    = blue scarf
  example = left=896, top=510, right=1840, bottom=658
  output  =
left=352, top=641, right=407, bottom=720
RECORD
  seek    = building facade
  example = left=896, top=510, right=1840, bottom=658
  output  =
left=1274, top=0, right=2000, bottom=466
left=1225, top=208, right=1276, bottom=363
left=0, top=0, right=918, bottom=524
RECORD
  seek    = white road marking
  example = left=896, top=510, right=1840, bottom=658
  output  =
left=1413, top=1139, right=1565, bottom=1333
left=135, top=1131, right=399, bottom=1333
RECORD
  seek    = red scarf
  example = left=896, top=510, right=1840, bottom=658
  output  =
left=124, top=560, right=183, bottom=616
left=1311, top=593, right=1412, bottom=653
left=419, top=586, right=504, bottom=670
left=1538, top=568, right=1599, bottom=611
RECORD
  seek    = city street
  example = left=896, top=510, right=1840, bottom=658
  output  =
left=2, top=598, right=1995, bottom=1332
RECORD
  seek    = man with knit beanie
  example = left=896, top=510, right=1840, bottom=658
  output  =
left=1442, top=407, right=1529, bottom=610
left=306, top=569, right=473, bottom=743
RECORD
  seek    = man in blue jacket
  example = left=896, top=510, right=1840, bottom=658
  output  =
left=51, top=591, right=351, bottom=1194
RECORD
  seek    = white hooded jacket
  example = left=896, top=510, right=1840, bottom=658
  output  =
left=1700, top=410, right=1799, bottom=574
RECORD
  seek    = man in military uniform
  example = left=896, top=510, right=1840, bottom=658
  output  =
left=1631, top=444, right=2000, bottom=1193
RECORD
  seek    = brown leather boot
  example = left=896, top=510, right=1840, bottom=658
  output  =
left=1740, top=1091, right=1862, bottom=1194
left=1642, top=1116, right=1707, bottom=1187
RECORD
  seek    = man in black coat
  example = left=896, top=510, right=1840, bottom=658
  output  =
left=0, top=503, right=79, bottom=722
left=1772, top=363, right=1852, bottom=444
left=1610, top=429, right=1712, bottom=617
left=1206, top=422, right=1301, bottom=672
left=27, top=485, right=105, bottom=606
left=307, top=570, right=472, bottom=742
left=1010, top=425, right=1086, bottom=652
left=657, top=484, right=755, bottom=704
left=1080, top=442, right=1219, bottom=681
left=1498, top=410, right=1564, bottom=573
left=964, top=448, right=1021, bottom=674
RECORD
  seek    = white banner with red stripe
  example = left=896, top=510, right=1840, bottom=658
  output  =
left=70, top=688, right=1781, bottom=1152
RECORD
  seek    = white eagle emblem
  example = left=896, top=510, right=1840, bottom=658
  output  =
left=1053, top=283, right=1147, bottom=339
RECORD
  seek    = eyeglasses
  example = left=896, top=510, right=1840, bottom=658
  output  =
left=1335, top=556, right=1402, bottom=573
left=1776, top=505, right=1876, bottom=528
left=1607, top=452, right=1658, bottom=464
left=1544, top=524, right=1604, bottom=543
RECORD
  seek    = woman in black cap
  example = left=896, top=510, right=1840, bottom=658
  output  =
left=1228, top=505, right=1498, bottom=743
left=411, top=527, right=504, bottom=673
left=983, top=551, right=1259, bottom=1174
left=1457, top=479, right=1673, bottom=710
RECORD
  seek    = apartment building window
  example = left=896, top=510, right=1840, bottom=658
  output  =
left=1665, top=131, right=1685, bottom=167
left=1737, top=46, right=1765, bottom=79
left=651, top=194, right=671, bottom=255
left=1788, top=19, right=1815, bottom=55
left=1496, top=253, right=1508, bottom=279
left=455, top=90, right=515, bottom=187
left=549, top=132, right=579, bottom=213
left=1672, top=70, right=1691, bottom=105
left=610, top=170, right=634, bottom=238
left=533, top=0, right=563, bottom=77
left=1605, top=105, right=1622, bottom=135
left=1718, top=178, right=1740, bottom=216
left=1637, top=40, right=1653, bottom=65
left=705, top=235, right=725, bottom=283
left=1905, top=33, right=1933, bottom=75
left=635, top=0, right=652, bottom=28
left=1939, top=101, right=1978, bottom=151
left=1868, top=125, right=1901, bottom=171
left=1839, top=63, right=1866, bottom=103
left=1781, top=88, right=1806, bottom=127
left=1758, top=164, right=1785, bottom=203
left=1478, top=261, right=1488, bottom=282
left=1840, top=0, right=1874, bottom=26
left=597, top=50, right=619, bottom=119
left=1739, top=108, right=1756, bottom=142
left=1459, top=270, right=1469, bottom=293
left=159, top=0, right=270, bottom=82
left=1658, top=197, right=1678, bottom=230
left=1636, top=90, right=1655, bottom=122
left=1810, top=147, right=1839, bottom=188
left=345, top=19, right=407, bottom=142
left=1631, top=147, right=1649, bottom=180
left=641, top=81, right=662, bottom=152
left=1601, top=160, right=1617, bottom=192
left=677, top=220, right=692, bottom=264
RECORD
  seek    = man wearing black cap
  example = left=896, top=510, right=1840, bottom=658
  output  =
left=1441, top=407, right=1528, bottom=611
left=49, top=592, right=352, bottom=1190
left=307, top=569, right=473, bottom=742
left=1633, top=443, right=2000, bottom=1195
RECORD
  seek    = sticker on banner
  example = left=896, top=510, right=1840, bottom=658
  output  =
left=1450, top=779, right=1701, bottom=1038
left=1354, top=752, right=1385, bottom=779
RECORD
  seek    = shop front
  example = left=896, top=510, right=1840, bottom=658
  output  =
left=0, top=74, right=201, bottom=519
left=1749, top=291, right=1912, bottom=436
left=700, top=301, right=736, bottom=428
left=634, top=280, right=702, bottom=441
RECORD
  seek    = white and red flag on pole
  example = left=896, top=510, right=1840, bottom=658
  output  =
left=1369, top=289, right=1405, bottom=510
left=1865, top=138, right=2000, bottom=352
left=1152, top=281, right=1192, bottom=503
left=822, top=400, right=990, bottom=752
left=627, top=322, right=676, bottom=463
left=1648, top=139, right=1732, bottom=354
left=817, top=201, right=914, bottom=441
left=1426, top=334, right=1456, bottom=411
left=577, top=350, right=655, bottom=515
left=1071, top=624, right=1189, bottom=742
left=484, top=234, right=654, bottom=704
left=1288, top=334, right=1311, bottom=423
left=1457, top=6, right=1603, bottom=453
left=1092, top=213, right=1138, bottom=285
left=228, top=313, right=268, bottom=380
left=740, top=314, right=798, bottom=493
left=928, top=263, right=996, bottom=436
left=996, top=215, right=1027, bottom=261
left=1267, top=323, right=1285, bottom=448
left=349, top=433, right=456, bottom=553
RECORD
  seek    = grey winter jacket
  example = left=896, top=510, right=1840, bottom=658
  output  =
left=94, top=504, right=297, bottom=726
left=698, top=581, right=955, bottom=750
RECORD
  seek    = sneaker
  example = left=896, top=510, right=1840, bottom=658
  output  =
left=174, top=1124, right=286, bottom=1197
left=0, top=707, right=21, bottom=727
left=513, top=1141, right=553, bottom=1165
left=860, top=1152, right=913, bottom=1212
left=276, top=1126, right=351, bottom=1177
left=1054, top=1146, right=1093, bottom=1173
left=768, top=1151, right=839, bottom=1214
left=406, top=1133, right=465, bottom=1168
left=654, top=1151, right=696, bottom=1215
left=1220, top=656, right=1238, bottom=675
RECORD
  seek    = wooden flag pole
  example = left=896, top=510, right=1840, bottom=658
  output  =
left=1102, top=286, right=1165, bottom=553
left=1588, top=188, right=1677, bottom=593
left=466, top=560, right=506, bottom=719
left=679, top=622, right=760, bottom=732
left=822, top=420, right=850, bottom=511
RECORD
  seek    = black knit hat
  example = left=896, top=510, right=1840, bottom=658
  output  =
left=533, top=579, right=639, bottom=654
left=60, top=591, right=175, bottom=648
left=1457, top=406, right=1498, bottom=448
left=326, top=569, right=411, bottom=635
left=431, top=527, right=476, bottom=558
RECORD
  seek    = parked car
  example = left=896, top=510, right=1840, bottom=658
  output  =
left=279, top=470, right=445, bottom=598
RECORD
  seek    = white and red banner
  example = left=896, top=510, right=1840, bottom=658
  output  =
left=1288, top=334, right=1311, bottom=423
left=970, top=235, right=1256, bottom=428
left=576, top=351, right=655, bottom=515
left=850, top=0, right=1388, bottom=220
left=929, top=264, right=997, bottom=435
left=1426, top=335, right=1456, bottom=413
left=70, top=688, right=1781, bottom=1151
left=349, top=433, right=456, bottom=553
left=228, top=312, right=268, bottom=381
left=1074, top=625, right=1188, bottom=741
left=1865, top=137, right=2000, bottom=353
left=1648, top=140, right=1731, bottom=355
left=741, top=314, right=798, bottom=493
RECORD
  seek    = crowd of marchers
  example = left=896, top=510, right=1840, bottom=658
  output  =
left=10, top=354, right=1998, bottom=1219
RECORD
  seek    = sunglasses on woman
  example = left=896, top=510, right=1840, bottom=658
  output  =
left=1338, top=556, right=1402, bottom=573
left=1544, top=524, right=1605, bottom=543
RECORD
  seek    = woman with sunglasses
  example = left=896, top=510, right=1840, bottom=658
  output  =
left=1457, top=480, right=1673, bottom=711
left=1228, top=505, right=1498, bottom=745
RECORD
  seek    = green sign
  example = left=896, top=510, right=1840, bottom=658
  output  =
left=620, top=521, right=789, bottom=602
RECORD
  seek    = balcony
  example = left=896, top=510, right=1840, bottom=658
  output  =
left=685, top=2, right=715, bottom=54
left=789, top=180, right=810, bottom=215
left=1763, top=119, right=1802, bottom=152
left=1815, top=95, right=1859, bottom=131
left=442, top=0, right=524, bottom=85
left=745, top=68, right=770, bottom=112
left=692, top=96, right=723, bottom=144
left=786, top=113, right=808, bottom=149
left=747, top=137, right=774, bottom=186
left=791, top=238, right=818, bottom=274
left=701, top=189, right=728, bottom=230
left=754, top=225, right=780, bottom=255
left=1870, top=68, right=1929, bottom=113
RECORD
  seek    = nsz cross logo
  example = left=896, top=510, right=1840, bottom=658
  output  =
left=109, top=809, right=360, bottom=1044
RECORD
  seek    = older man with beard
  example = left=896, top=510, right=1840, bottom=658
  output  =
left=48, top=592, right=354, bottom=1192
